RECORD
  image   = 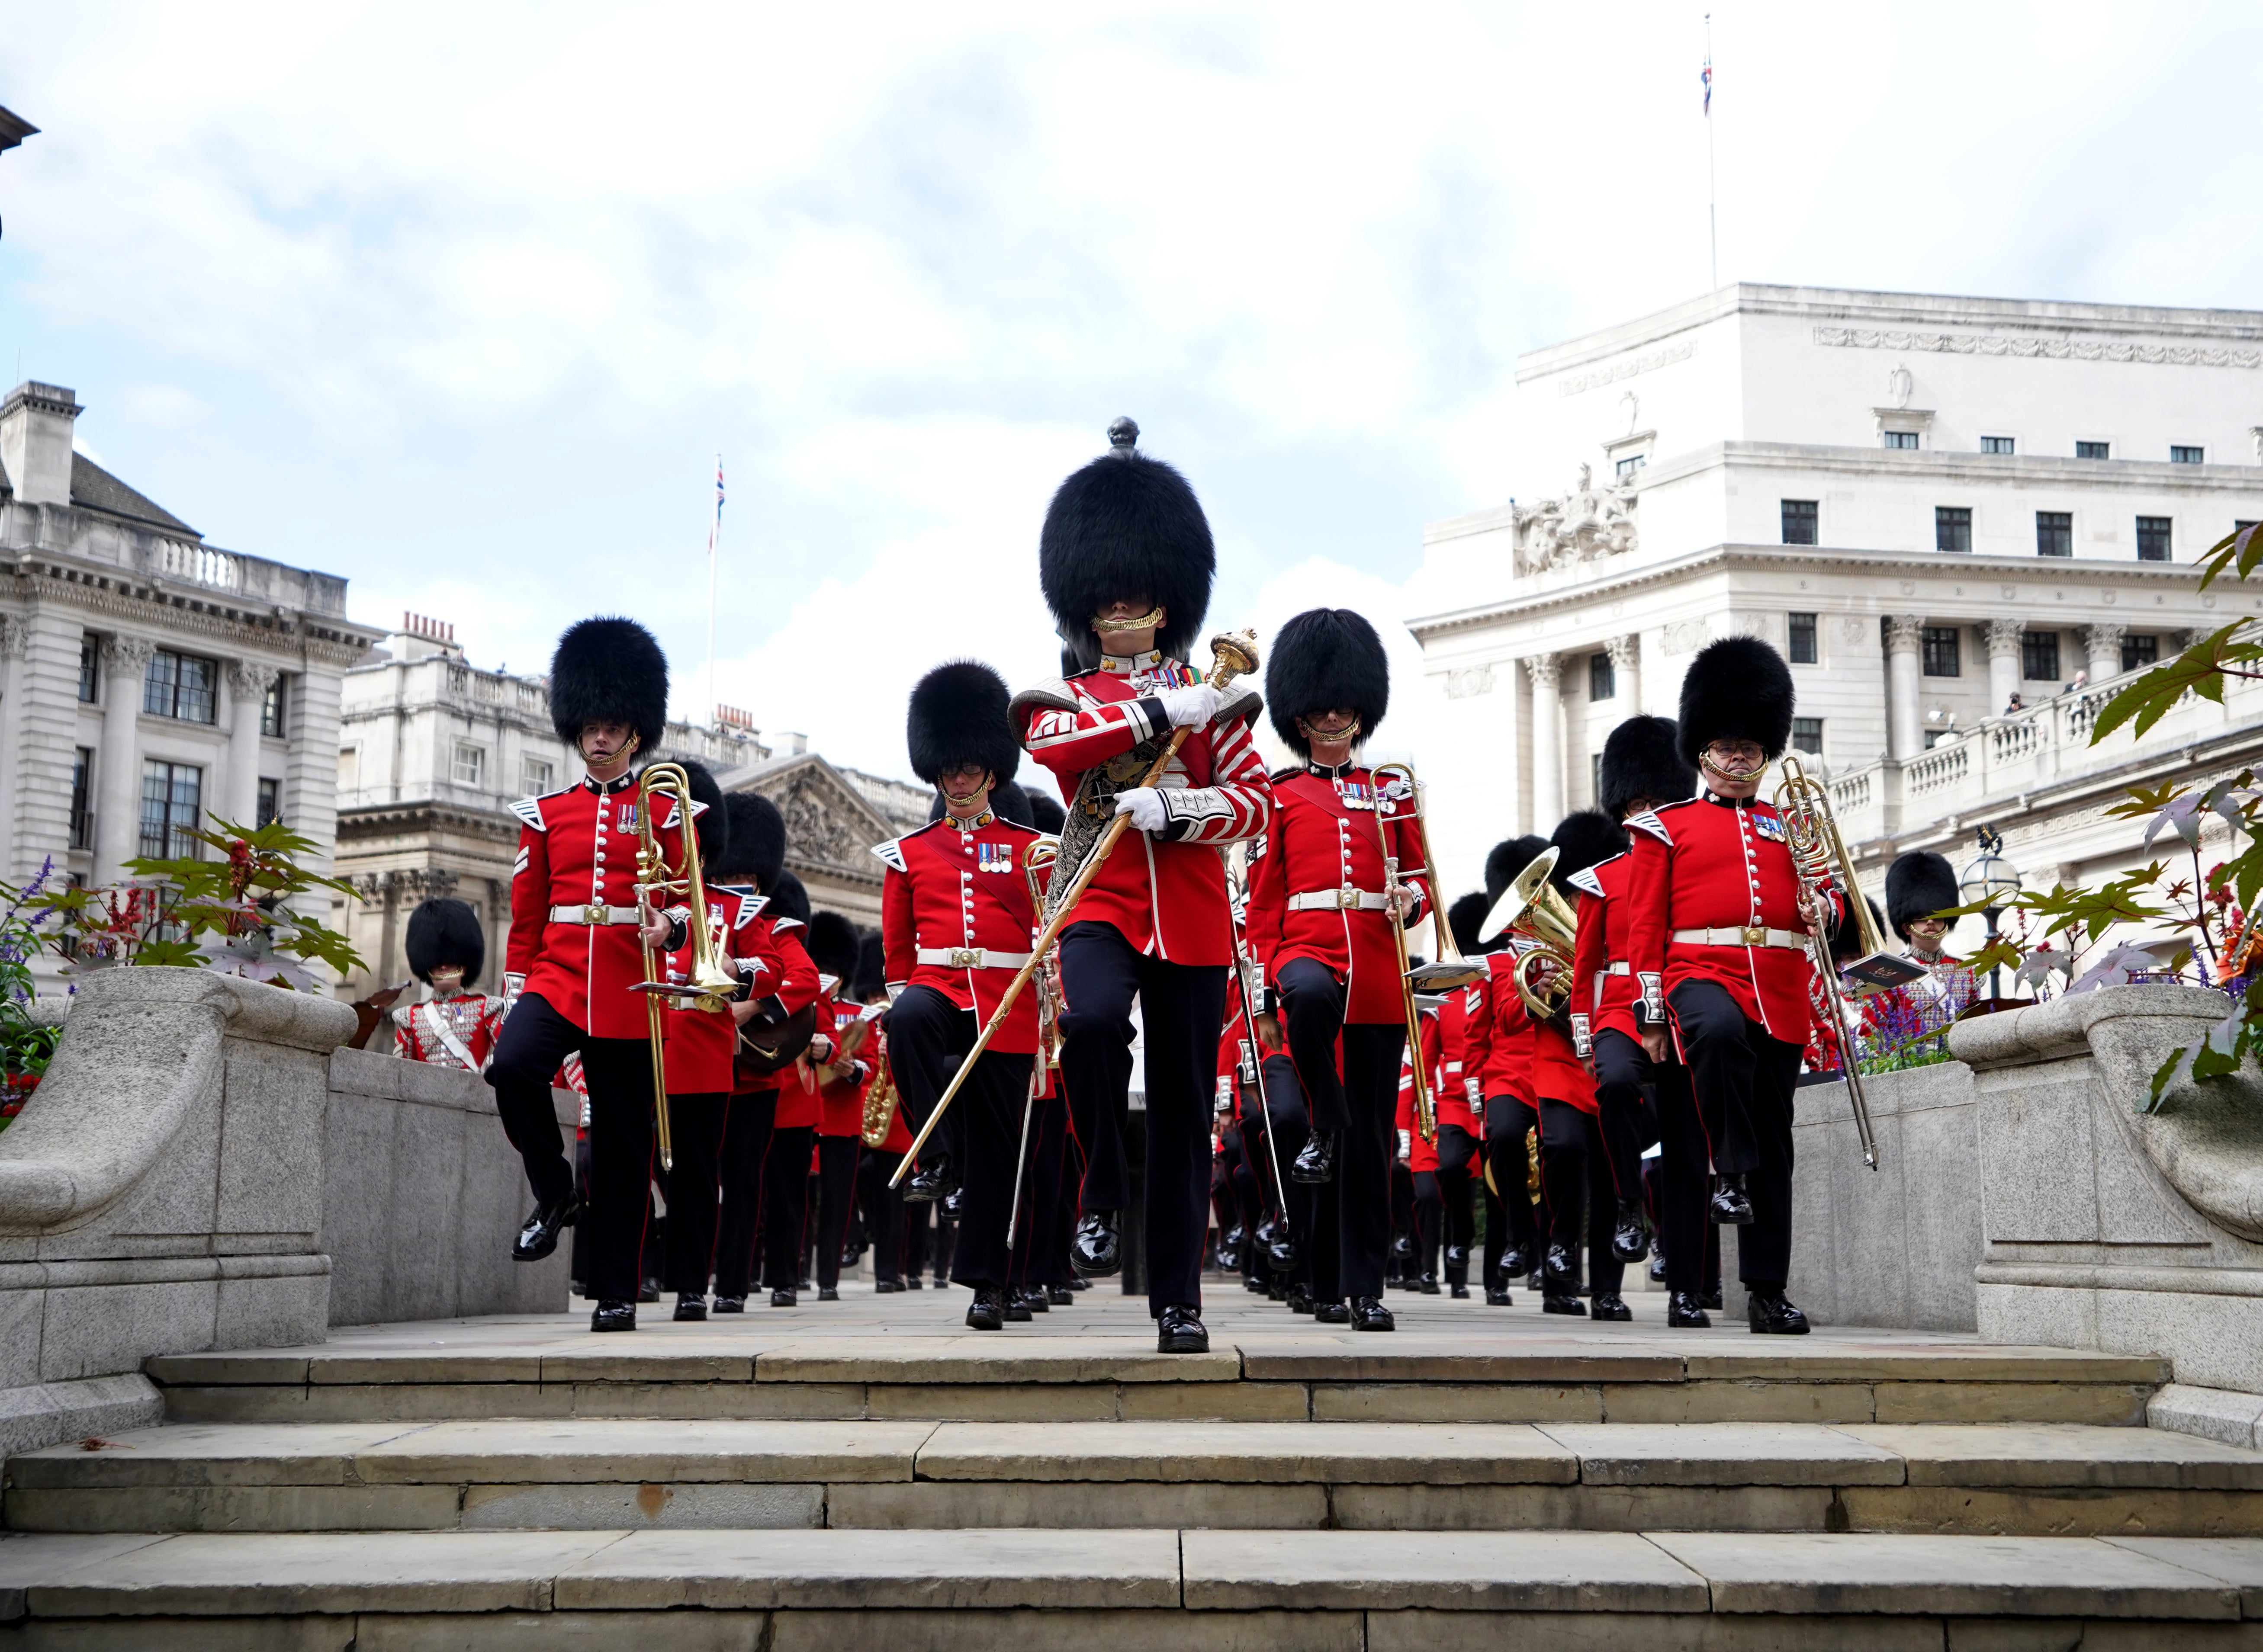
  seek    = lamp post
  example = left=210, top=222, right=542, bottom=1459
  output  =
left=1959, top=826, right=2022, bottom=1000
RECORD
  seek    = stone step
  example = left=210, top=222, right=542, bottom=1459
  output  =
left=2, top=1527, right=2260, bottom=1648
left=11, top=1418, right=2261, bottom=1537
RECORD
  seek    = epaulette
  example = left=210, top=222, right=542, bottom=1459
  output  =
left=657, top=795, right=709, bottom=831
left=509, top=795, right=550, bottom=831
left=1627, top=810, right=1672, bottom=844
left=1217, top=681, right=1264, bottom=727
left=714, top=886, right=765, bottom=928
left=871, top=835, right=912, bottom=872
left=1568, top=866, right=1607, bottom=899
left=1269, top=766, right=1304, bottom=785
left=771, top=916, right=806, bottom=936
left=1008, top=680, right=1081, bottom=725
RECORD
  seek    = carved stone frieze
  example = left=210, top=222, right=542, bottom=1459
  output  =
left=1510, top=463, right=1639, bottom=576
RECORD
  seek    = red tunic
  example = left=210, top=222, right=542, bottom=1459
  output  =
left=1530, top=1018, right=1594, bottom=1114
left=1567, top=851, right=1638, bottom=1056
left=1622, top=795, right=1842, bottom=1044
left=774, top=991, right=835, bottom=1130
left=1396, top=1011, right=1441, bottom=1171
left=730, top=903, right=824, bottom=1097
left=1244, top=766, right=1431, bottom=1026
left=819, top=998, right=883, bottom=1138
left=659, top=887, right=784, bottom=1095
left=1018, top=652, right=1273, bottom=966
left=390, top=992, right=505, bottom=1071
left=1460, top=952, right=1534, bottom=1103
left=878, top=811, right=1045, bottom=1055
left=1433, top=979, right=1486, bottom=1135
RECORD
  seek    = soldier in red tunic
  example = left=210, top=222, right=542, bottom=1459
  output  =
left=1625, top=637, right=1842, bottom=1335
left=1466, top=834, right=1549, bottom=1294
left=806, top=910, right=875, bottom=1303
left=1434, top=893, right=1492, bottom=1300
left=1244, top=608, right=1430, bottom=1333
left=881, top=661, right=1048, bottom=1331
left=1014, top=423, right=1273, bottom=1354
left=487, top=618, right=693, bottom=1333
left=391, top=898, right=505, bottom=1072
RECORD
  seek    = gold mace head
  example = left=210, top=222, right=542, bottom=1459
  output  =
left=1207, top=629, right=1260, bottom=689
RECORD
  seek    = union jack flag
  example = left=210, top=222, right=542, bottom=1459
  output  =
left=1701, top=54, right=1712, bottom=115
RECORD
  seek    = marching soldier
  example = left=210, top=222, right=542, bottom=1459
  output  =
left=1433, top=893, right=1492, bottom=1300
left=488, top=617, right=694, bottom=1334
left=1467, top=834, right=1549, bottom=1293
left=1014, top=423, right=1273, bottom=1355
left=1886, top=850, right=1977, bottom=1036
left=880, top=661, right=1047, bottom=1331
left=392, top=898, right=505, bottom=1072
left=1244, top=607, right=1430, bottom=1333
left=805, top=911, right=873, bottom=1303
left=1625, top=637, right=1841, bottom=1335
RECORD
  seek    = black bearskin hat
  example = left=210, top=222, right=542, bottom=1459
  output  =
left=549, top=616, right=668, bottom=758
left=405, top=898, right=484, bottom=988
left=851, top=932, right=887, bottom=1002
left=1887, top=850, right=1961, bottom=941
left=1676, top=635, right=1795, bottom=770
left=1265, top=608, right=1390, bottom=758
left=1025, top=789, right=1067, bottom=835
left=768, top=870, right=811, bottom=928
left=805, top=910, right=861, bottom=984
left=907, top=660, right=1021, bottom=787
left=1484, top=834, right=1552, bottom=904
left=1548, top=810, right=1628, bottom=896
left=1447, top=892, right=1492, bottom=957
left=710, top=792, right=786, bottom=892
left=670, top=760, right=729, bottom=868
left=1835, top=897, right=1885, bottom=966
left=1600, top=715, right=1697, bottom=820
left=992, top=780, right=1035, bottom=828
left=1039, top=419, right=1215, bottom=671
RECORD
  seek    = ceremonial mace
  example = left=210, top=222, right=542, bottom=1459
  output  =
left=892, top=629, right=1261, bottom=1187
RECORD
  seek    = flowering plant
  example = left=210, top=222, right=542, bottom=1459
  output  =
left=0, top=859, right=64, bottom=1130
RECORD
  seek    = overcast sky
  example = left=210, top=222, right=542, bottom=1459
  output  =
left=4, top=1, right=2261, bottom=789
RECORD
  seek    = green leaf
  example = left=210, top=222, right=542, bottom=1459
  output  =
left=2092, top=623, right=2250, bottom=744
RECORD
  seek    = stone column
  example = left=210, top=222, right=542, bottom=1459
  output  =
left=1886, top=616, right=1924, bottom=760
left=93, top=636, right=156, bottom=881
left=1985, top=619, right=2023, bottom=717
left=1607, top=633, right=1642, bottom=715
left=2083, top=622, right=2125, bottom=684
left=226, top=661, right=278, bottom=827
left=1524, top=653, right=1562, bottom=830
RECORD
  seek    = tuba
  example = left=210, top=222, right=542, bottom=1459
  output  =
left=626, top=762, right=738, bottom=1171
left=1476, top=845, right=1581, bottom=1020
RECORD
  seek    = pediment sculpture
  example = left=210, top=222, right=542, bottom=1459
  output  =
left=1511, top=462, right=1640, bottom=576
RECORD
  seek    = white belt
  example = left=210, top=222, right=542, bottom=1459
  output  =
left=1599, top=962, right=1630, bottom=976
left=916, top=946, right=1033, bottom=969
left=1671, top=926, right=1809, bottom=950
left=1287, top=887, right=1391, bottom=912
left=550, top=904, right=641, bottom=925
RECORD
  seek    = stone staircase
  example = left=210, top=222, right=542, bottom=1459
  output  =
left=3, top=1290, right=2262, bottom=1648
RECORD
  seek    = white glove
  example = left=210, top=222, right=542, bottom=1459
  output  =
left=1397, top=1127, right=1412, bottom=1161
left=1114, top=786, right=1169, bottom=834
left=1157, top=683, right=1222, bottom=729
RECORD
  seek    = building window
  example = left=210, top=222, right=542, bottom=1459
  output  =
left=260, top=676, right=287, bottom=738
left=2022, top=630, right=2060, bottom=682
left=2171, top=445, right=2205, bottom=465
left=1922, top=626, right=1961, bottom=678
left=143, top=649, right=217, bottom=724
left=69, top=747, right=94, bottom=851
left=138, top=760, right=203, bottom=860
left=338, top=747, right=359, bottom=792
left=256, top=777, right=282, bottom=828
left=1935, top=506, right=1973, bottom=554
left=2077, top=440, right=2110, bottom=460
left=2036, top=511, right=2073, bottom=558
left=77, top=639, right=98, bottom=703
left=1590, top=752, right=1603, bottom=802
left=452, top=743, right=486, bottom=788
left=1882, top=430, right=1919, bottom=450
left=1982, top=436, right=2015, bottom=455
left=2122, top=635, right=2159, bottom=674
left=521, top=756, right=555, bottom=796
left=1790, top=717, right=1823, bottom=756
left=1588, top=651, right=1615, bottom=702
left=2240, top=521, right=2261, bottom=543
left=1788, top=613, right=1818, bottom=665
left=1781, top=500, right=1818, bottom=545
left=1614, top=453, right=1646, bottom=479
left=2135, top=516, right=2172, bottom=562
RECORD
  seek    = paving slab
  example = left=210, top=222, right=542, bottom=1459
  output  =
left=350, top=1418, right=936, bottom=1484
left=550, top=1526, right=1180, bottom=1610
left=1365, top=1608, right=1945, bottom=1652
left=2104, top=1537, right=2263, bottom=1615
left=755, top=1338, right=1239, bottom=1385
left=763, top=1608, right=1359, bottom=1652
left=1236, top=1340, right=1683, bottom=1385
left=1535, top=1423, right=1906, bottom=1486
left=1648, top=1531, right=2244, bottom=1618
left=1678, top=1347, right=2171, bottom=1385
left=0, top=1532, right=170, bottom=1618
left=142, top=1354, right=312, bottom=1386
left=1843, top=1424, right=2263, bottom=1489
left=1182, top=1528, right=1707, bottom=1611
left=913, top=1421, right=1577, bottom=1485
left=827, top=1480, right=1329, bottom=1530
left=460, top=1482, right=823, bottom=1530
left=8, top=1423, right=438, bottom=1488
left=534, top=1348, right=760, bottom=1383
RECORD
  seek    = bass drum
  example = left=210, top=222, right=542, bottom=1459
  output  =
left=733, top=1002, right=817, bottom=1083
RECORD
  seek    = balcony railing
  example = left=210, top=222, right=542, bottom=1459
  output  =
left=154, top=539, right=241, bottom=592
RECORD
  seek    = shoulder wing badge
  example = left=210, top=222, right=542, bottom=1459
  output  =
left=871, top=838, right=908, bottom=873
left=1627, top=810, right=1672, bottom=845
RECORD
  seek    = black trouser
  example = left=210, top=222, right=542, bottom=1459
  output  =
left=1537, top=1097, right=1625, bottom=1298
left=1483, top=1094, right=1541, bottom=1267
left=1435, top=1122, right=1479, bottom=1283
left=1277, top=956, right=1404, bottom=1303
left=1244, top=1051, right=1321, bottom=1289
left=1409, top=1168, right=1442, bottom=1283
left=1668, top=979, right=1800, bottom=1289
left=887, top=988, right=1034, bottom=1291
left=712, top=1088, right=778, bottom=1299
left=489, top=993, right=653, bottom=1304
left=663, top=1091, right=729, bottom=1296
left=762, top=1125, right=814, bottom=1291
left=1588, top=1030, right=1660, bottom=1201
left=1057, top=920, right=1227, bottom=1314
left=813, top=1135, right=860, bottom=1290
left=1018, top=1091, right=1073, bottom=1288
left=859, top=1149, right=905, bottom=1284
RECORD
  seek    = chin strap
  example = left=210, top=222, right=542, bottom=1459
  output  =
left=1295, top=715, right=1362, bottom=747
left=1090, top=606, right=1165, bottom=635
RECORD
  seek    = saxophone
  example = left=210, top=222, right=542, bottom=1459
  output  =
left=859, top=1030, right=899, bottom=1148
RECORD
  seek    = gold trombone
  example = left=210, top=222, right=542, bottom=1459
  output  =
left=1365, top=766, right=1437, bottom=1144
left=1371, top=762, right=1484, bottom=991
left=627, top=761, right=737, bottom=1172
left=1476, top=846, right=1582, bottom=1020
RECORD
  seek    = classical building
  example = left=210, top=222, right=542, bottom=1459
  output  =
left=332, top=622, right=925, bottom=995
left=0, top=379, right=383, bottom=963
left=1405, top=285, right=2263, bottom=927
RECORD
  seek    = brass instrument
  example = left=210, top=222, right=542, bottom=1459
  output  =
left=894, top=630, right=1262, bottom=1188
left=1383, top=848, right=1437, bottom=1144
left=1476, top=846, right=1581, bottom=1020
left=627, top=762, right=736, bottom=1171
left=1370, top=763, right=1484, bottom=991
left=1006, top=836, right=1062, bottom=1249
left=859, top=1039, right=899, bottom=1148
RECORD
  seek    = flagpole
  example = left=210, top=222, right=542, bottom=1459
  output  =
left=705, top=454, right=722, bottom=728
left=1705, top=13, right=1719, bottom=292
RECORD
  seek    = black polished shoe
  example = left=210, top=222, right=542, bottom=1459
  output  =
left=1284, top=1283, right=1315, bottom=1315
left=1218, top=1225, right=1244, bottom=1271
left=904, top=1276, right=923, bottom=1290
left=1647, top=1251, right=1668, bottom=1285
left=1351, top=1295, right=1396, bottom=1332
left=1541, top=1291, right=1588, bottom=1316
left=1022, top=1287, right=1050, bottom=1314
left=590, top=1299, right=636, bottom=1333
left=1450, top=1283, right=1470, bottom=1300
left=1700, top=1288, right=1724, bottom=1312
left=1291, top=1131, right=1337, bottom=1184
left=1047, top=1284, right=1074, bottom=1306
left=1004, top=1291, right=1032, bottom=1322
left=1710, top=1175, right=1755, bottom=1225
left=711, top=1295, right=745, bottom=1314
left=1747, top=1289, right=1811, bottom=1335
left=1313, top=1299, right=1349, bottom=1324
left=1444, top=1244, right=1469, bottom=1270
left=901, top=1156, right=958, bottom=1204
left=874, top=1280, right=900, bottom=1294
left=1590, top=1293, right=1632, bottom=1322
left=1260, top=1217, right=1299, bottom=1272
left=1541, top=1242, right=1578, bottom=1289
left=1067, top=1275, right=1089, bottom=1292
left=1157, top=1303, right=1209, bottom=1353
left=1612, top=1198, right=1650, bottom=1263
left=672, top=1293, right=707, bottom=1322
left=966, top=1286, right=1005, bottom=1331
left=941, top=1187, right=965, bottom=1221
left=1666, top=1290, right=1712, bottom=1328
left=769, top=1288, right=797, bottom=1308
left=1500, top=1241, right=1533, bottom=1282
left=1071, top=1211, right=1122, bottom=1277
left=817, top=1286, right=839, bottom=1302
left=1484, top=1288, right=1513, bottom=1306
left=637, top=1278, right=661, bottom=1304
left=512, top=1193, right=581, bottom=1262
left=1418, top=1278, right=1440, bottom=1295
